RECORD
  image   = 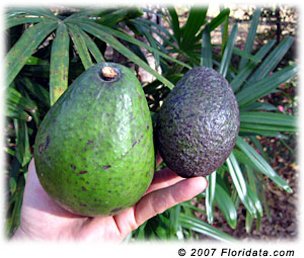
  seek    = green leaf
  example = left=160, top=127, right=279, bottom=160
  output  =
left=236, top=64, right=298, bottom=107
left=205, top=171, right=216, bottom=224
left=240, top=112, right=296, bottom=133
left=236, top=136, right=292, bottom=193
left=75, top=19, right=190, bottom=69
left=240, top=102, right=277, bottom=112
left=96, top=8, right=143, bottom=27
left=77, top=29, right=105, bottom=62
left=245, top=211, right=254, bottom=233
left=134, top=18, right=174, bottom=41
left=6, top=16, right=46, bottom=29
left=6, top=21, right=57, bottom=85
left=78, top=21, right=175, bottom=89
left=182, top=202, right=206, bottom=215
left=25, top=56, right=48, bottom=65
left=239, top=128, right=284, bottom=137
left=5, top=147, right=16, bottom=156
left=220, top=7, right=230, bottom=54
left=180, top=7, right=207, bottom=49
left=7, top=87, right=36, bottom=111
left=167, top=7, right=181, bottom=44
left=63, top=9, right=99, bottom=21
left=67, top=23, right=93, bottom=70
left=226, top=153, right=257, bottom=217
left=21, top=78, right=49, bottom=107
left=247, top=37, right=294, bottom=83
left=169, top=205, right=181, bottom=235
left=179, top=214, right=235, bottom=242
left=6, top=172, right=25, bottom=237
left=245, top=166, right=263, bottom=217
left=13, top=119, right=31, bottom=166
left=231, top=40, right=275, bottom=92
left=7, top=8, right=58, bottom=20
left=233, top=48, right=260, bottom=63
left=214, top=184, right=237, bottom=229
left=249, top=136, right=270, bottom=161
left=7, top=103, right=32, bottom=122
left=201, top=26, right=212, bottom=67
left=208, top=8, right=230, bottom=31
left=130, top=21, right=160, bottom=67
left=219, top=24, right=238, bottom=77
left=49, top=22, right=70, bottom=105
left=239, top=8, right=261, bottom=69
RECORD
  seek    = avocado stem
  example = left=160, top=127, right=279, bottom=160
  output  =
left=101, top=67, right=118, bottom=81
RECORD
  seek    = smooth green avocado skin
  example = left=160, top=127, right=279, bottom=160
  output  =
left=34, top=63, right=154, bottom=216
left=156, top=67, right=240, bottom=178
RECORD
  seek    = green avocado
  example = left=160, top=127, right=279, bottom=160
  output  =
left=34, top=62, right=155, bottom=216
left=156, top=67, right=239, bottom=178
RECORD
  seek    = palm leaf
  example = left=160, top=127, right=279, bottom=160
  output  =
left=179, top=214, right=235, bottom=242
left=236, top=64, right=297, bottom=107
left=208, top=8, right=230, bottom=31
left=238, top=8, right=261, bottom=69
left=6, top=8, right=58, bottom=20
left=214, top=184, right=237, bottom=229
left=77, top=29, right=105, bottom=62
left=6, top=21, right=57, bottom=85
left=201, top=26, right=212, bottom=67
left=78, top=21, right=175, bottom=89
left=180, top=7, right=207, bottom=49
left=227, top=153, right=257, bottom=217
left=6, top=16, right=47, bottom=29
left=49, top=22, right=70, bottom=105
left=75, top=19, right=190, bottom=69
left=247, top=36, right=294, bottom=83
left=240, top=112, right=296, bottom=133
left=236, top=136, right=292, bottom=193
left=219, top=24, right=238, bottom=77
left=68, top=23, right=93, bottom=70
left=167, top=7, right=181, bottom=44
left=13, top=119, right=31, bottom=166
left=205, top=171, right=216, bottom=224
left=231, top=40, right=276, bottom=92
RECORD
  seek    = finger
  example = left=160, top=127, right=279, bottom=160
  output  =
left=135, top=176, right=208, bottom=227
left=146, top=168, right=185, bottom=194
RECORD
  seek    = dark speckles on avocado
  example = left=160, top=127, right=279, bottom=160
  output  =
left=45, top=135, right=50, bottom=148
left=38, top=135, right=50, bottom=154
left=86, top=140, right=94, bottom=145
left=78, top=170, right=88, bottom=175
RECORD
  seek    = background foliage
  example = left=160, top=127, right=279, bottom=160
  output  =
left=5, top=6, right=297, bottom=240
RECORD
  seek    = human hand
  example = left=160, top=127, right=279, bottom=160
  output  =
left=13, top=159, right=207, bottom=242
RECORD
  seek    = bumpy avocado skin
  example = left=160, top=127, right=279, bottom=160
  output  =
left=34, top=63, right=154, bottom=216
left=157, top=67, right=239, bottom=178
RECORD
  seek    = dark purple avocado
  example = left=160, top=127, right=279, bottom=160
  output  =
left=156, top=67, right=240, bottom=178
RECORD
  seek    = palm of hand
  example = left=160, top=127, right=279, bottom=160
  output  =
left=14, top=160, right=207, bottom=242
